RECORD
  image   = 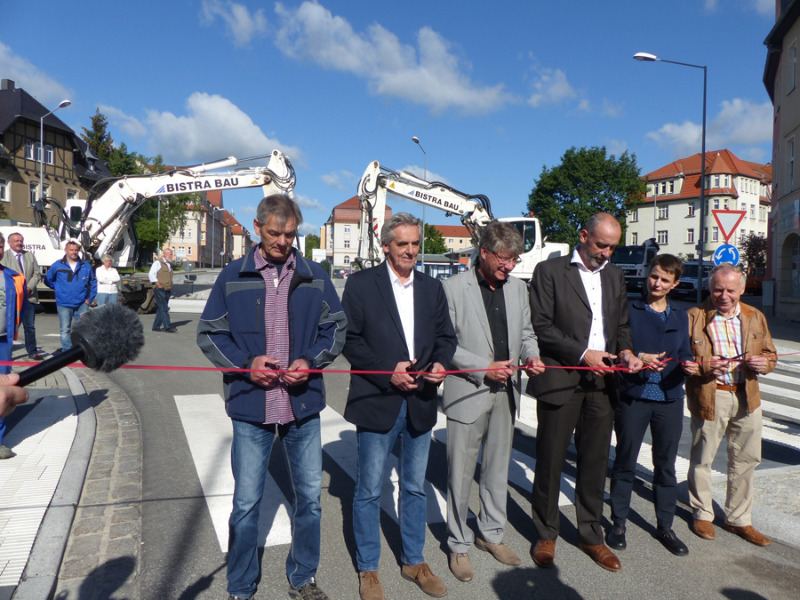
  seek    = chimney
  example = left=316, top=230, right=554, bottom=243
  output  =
left=1, top=79, right=15, bottom=91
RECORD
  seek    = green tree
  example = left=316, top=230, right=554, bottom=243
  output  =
left=304, top=234, right=320, bottom=260
left=738, top=233, right=767, bottom=271
left=527, top=146, right=645, bottom=248
left=423, top=224, right=448, bottom=254
left=81, top=108, right=115, bottom=163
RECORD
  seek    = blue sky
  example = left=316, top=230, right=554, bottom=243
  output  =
left=1, top=0, right=776, bottom=238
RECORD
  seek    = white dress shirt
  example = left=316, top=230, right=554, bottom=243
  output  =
left=570, top=247, right=608, bottom=358
left=387, top=261, right=415, bottom=360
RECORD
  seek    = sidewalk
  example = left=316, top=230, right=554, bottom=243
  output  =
left=0, top=293, right=798, bottom=599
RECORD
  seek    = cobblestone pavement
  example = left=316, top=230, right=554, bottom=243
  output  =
left=52, top=369, right=142, bottom=600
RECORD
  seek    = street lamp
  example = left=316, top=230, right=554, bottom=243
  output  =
left=209, top=206, right=220, bottom=269
left=634, top=51, right=707, bottom=303
left=412, top=136, right=427, bottom=271
left=39, top=99, right=71, bottom=208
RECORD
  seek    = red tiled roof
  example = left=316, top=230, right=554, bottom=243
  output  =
left=207, top=190, right=222, bottom=207
left=435, top=224, right=470, bottom=237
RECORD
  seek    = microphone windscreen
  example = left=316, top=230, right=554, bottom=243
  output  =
left=71, top=303, right=145, bottom=372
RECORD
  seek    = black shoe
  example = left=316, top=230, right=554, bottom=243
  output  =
left=605, top=525, right=627, bottom=550
left=164, top=327, right=178, bottom=333
left=655, top=528, right=689, bottom=556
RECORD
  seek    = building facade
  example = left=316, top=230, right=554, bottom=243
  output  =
left=765, top=0, right=800, bottom=319
left=626, top=149, right=771, bottom=262
left=434, top=224, right=472, bottom=253
left=0, top=79, right=111, bottom=224
left=324, top=195, right=392, bottom=271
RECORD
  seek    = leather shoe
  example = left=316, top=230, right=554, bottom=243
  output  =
left=164, top=327, right=178, bottom=333
left=475, top=536, right=522, bottom=566
left=579, top=543, right=621, bottom=572
left=448, top=552, right=473, bottom=582
left=358, top=571, right=386, bottom=600
left=655, top=528, right=689, bottom=556
left=401, top=563, right=446, bottom=597
left=531, top=539, right=556, bottom=568
left=605, top=525, right=627, bottom=550
left=693, top=519, right=716, bottom=540
left=722, top=524, right=771, bottom=546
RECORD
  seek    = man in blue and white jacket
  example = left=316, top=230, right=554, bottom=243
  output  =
left=197, top=194, right=346, bottom=600
left=45, top=240, right=97, bottom=352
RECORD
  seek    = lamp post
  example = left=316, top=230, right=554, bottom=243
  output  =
left=39, top=99, right=71, bottom=207
left=210, top=206, right=219, bottom=269
left=412, top=136, right=427, bottom=272
left=634, top=51, right=707, bottom=303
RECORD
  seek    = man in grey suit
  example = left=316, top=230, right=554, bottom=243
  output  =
left=527, top=213, right=641, bottom=573
left=1, top=232, right=43, bottom=360
left=442, top=221, right=545, bottom=583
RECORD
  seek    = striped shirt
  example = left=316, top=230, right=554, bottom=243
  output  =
left=254, top=248, right=296, bottom=425
left=707, top=307, right=744, bottom=386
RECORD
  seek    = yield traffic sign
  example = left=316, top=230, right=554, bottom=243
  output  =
left=712, top=210, right=746, bottom=243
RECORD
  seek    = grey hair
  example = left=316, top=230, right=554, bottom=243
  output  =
left=709, top=263, right=746, bottom=290
left=380, top=212, right=422, bottom=246
left=7, top=232, right=23, bottom=243
left=479, top=221, right=523, bottom=256
left=101, top=254, right=114, bottom=263
left=256, top=194, right=303, bottom=229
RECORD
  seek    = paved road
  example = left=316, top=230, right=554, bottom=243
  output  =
left=5, top=300, right=800, bottom=600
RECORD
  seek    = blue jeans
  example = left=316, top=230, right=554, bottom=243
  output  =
left=227, top=415, right=322, bottom=597
left=56, top=303, right=89, bottom=350
left=152, top=287, right=171, bottom=330
left=20, top=300, right=37, bottom=356
left=353, top=399, right=431, bottom=571
left=95, top=293, right=118, bottom=306
left=0, top=337, right=9, bottom=445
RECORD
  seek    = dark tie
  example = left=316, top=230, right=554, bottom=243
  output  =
left=16, top=253, right=24, bottom=275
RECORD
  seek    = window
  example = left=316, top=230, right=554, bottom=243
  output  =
left=449, top=238, right=453, bottom=244
left=713, top=175, right=720, bottom=188
left=344, top=255, right=350, bottom=265
left=760, top=206, right=767, bottom=221
left=630, top=209, right=638, bottom=222
left=45, top=145, right=54, bottom=165
left=712, top=226, right=719, bottom=242
left=668, top=180, right=674, bottom=194
left=631, top=232, right=638, bottom=245
left=66, top=188, right=77, bottom=201
left=687, top=228, right=695, bottom=243
left=344, top=240, right=350, bottom=249
left=657, top=205, right=668, bottom=219
left=740, top=230, right=747, bottom=244
left=201, top=231, right=206, bottom=242
left=750, top=204, right=756, bottom=218
left=29, top=182, right=50, bottom=205
left=687, top=203, right=695, bottom=217
left=25, top=141, right=36, bottom=160
left=657, top=230, right=668, bottom=245
left=0, top=178, right=7, bottom=202
left=723, top=199, right=729, bottom=209
left=713, top=199, right=720, bottom=210
left=344, top=225, right=351, bottom=234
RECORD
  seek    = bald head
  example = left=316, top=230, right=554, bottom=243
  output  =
left=578, top=213, right=621, bottom=271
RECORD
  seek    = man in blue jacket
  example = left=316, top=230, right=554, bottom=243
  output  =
left=44, top=240, right=97, bottom=352
left=197, top=194, right=346, bottom=600
left=0, top=232, right=24, bottom=459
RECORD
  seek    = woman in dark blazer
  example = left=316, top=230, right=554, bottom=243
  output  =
left=607, top=254, right=698, bottom=556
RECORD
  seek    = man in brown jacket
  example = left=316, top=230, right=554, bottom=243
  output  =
left=686, top=263, right=776, bottom=546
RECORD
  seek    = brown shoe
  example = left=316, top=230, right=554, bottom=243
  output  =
left=722, top=524, right=771, bottom=546
left=358, top=571, right=386, bottom=600
left=579, top=543, right=621, bottom=572
left=448, top=552, right=473, bottom=582
left=693, top=519, right=716, bottom=540
left=475, top=536, right=522, bottom=566
left=531, top=539, right=556, bottom=568
left=401, top=562, right=447, bottom=598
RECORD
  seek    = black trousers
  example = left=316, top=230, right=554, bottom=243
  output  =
left=609, top=396, right=684, bottom=530
left=531, top=378, right=614, bottom=546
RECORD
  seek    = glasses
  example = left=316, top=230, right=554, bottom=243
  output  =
left=493, top=252, right=521, bottom=267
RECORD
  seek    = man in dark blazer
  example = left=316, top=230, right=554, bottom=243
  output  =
left=343, top=213, right=456, bottom=600
left=1, top=232, right=43, bottom=360
left=527, top=213, right=642, bottom=573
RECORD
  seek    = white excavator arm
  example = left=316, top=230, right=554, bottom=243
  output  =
left=356, top=160, right=493, bottom=268
left=77, top=149, right=295, bottom=263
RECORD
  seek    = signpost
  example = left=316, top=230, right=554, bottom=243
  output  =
left=713, top=244, right=740, bottom=266
left=711, top=209, right=746, bottom=243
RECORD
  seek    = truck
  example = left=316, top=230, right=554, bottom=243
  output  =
left=355, top=161, right=568, bottom=280
left=672, top=260, right=713, bottom=300
left=0, top=150, right=295, bottom=306
left=610, top=238, right=660, bottom=294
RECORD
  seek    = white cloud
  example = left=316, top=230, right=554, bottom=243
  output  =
left=98, top=104, right=148, bottom=138
left=299, top=222, right=320, bottom=236
left=273, top=1, right=515, bottom=114
left=294, top=193, right=325, bottom=212
left=0, top=42, right=73, bottom=107
left=145, top=92, right=302, bottom=164
left=527, top=68, right=577, bottom=108
left=321, top=170, right=355, bottom=190
left=200, top=0, right=268, bottom=46
left=400, top=165, right=451, bottom=186
left=752, top=0, right=773, bottom=16
left=576, top=98, right=623, bottom=118
left=605, top=139, right=629, bottom=158
left=646, top=98, right=772, bottom=157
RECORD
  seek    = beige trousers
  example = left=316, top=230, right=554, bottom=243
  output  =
left=688, top=388, right=762, bottom=526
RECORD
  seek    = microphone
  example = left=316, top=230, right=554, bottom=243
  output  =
left=17, top=303, right=145, bottom=387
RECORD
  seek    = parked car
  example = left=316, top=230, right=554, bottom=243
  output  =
left=673, top=261, right=713, bottom=300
